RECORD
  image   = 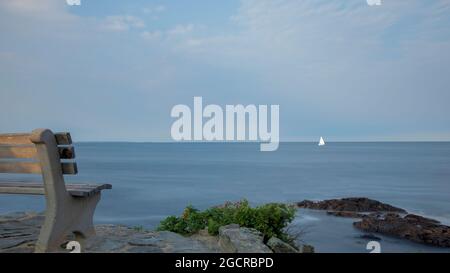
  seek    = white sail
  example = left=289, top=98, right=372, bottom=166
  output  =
left=318, top=137, right=325, bottom=146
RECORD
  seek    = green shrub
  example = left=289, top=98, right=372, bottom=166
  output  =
left=157, top=200, right=296, bottom=243
left=207, top=218, right=221, bottom=235
left=157, top=205, right=207, bottom=234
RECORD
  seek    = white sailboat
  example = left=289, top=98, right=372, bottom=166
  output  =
left=318, top=136, right=325, bottom=146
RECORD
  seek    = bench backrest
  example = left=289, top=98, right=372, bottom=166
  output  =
left=0, top=129, right=77, bottom=204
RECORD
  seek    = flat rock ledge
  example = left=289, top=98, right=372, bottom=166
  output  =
left=0, top=212, right=305, bottom=253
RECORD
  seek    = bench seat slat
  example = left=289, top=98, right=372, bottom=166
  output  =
left=0, top=182, right=112, bottom=197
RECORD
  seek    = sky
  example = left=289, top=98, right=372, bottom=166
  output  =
left=1, top=0, right=450, bottom=142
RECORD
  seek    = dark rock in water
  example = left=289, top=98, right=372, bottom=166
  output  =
left=326, top=211, right=365, bottom=218
left=358, top=234, right=382, bottom=241
left=297, top=197, right=407, bottom=213
left=403, top=214, right=440, bottom=224
left=354, top=213, right=450, bottom=248
left=302, top=197, right=450, bottom=248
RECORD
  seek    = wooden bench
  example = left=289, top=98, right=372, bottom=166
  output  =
left=0, top=129, right=111, bottom=252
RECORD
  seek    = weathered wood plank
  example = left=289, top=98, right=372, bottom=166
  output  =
left=0, top=182, right=112, bottom=197
left=0, top=182, right=44, bottom=194
left=0, top=134, right=32, bottom=145
left=55, top=132, right=72, bottom=145
left=0, top=146, right=37, bottom=159
left=0, top=186, right=44, bottom=195
left=58, top=146, right=75, bottom=159
left=65, top=183, right=112, bottom=197
left=61, top=162, right=78, bottom=175
left=0, top=145, right=74, bottom=159
left=0, top=162, right=77, bottom=174
left=0, top=162, right=41, bottom=174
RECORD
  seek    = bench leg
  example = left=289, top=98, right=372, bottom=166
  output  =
left=34, top=193, right=101, bottom=253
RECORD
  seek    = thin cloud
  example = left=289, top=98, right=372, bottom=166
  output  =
left=100, top=15, right=146, bottom=32
left=143, top=5, right=166, bottom=14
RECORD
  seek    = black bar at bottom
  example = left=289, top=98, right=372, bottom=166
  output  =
left=0, top=253, right=447, bottom=272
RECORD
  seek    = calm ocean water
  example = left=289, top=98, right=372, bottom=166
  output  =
left=1, top=142, right=449, bottom=252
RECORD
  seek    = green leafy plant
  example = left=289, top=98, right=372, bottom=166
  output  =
left=157, top=200, right=296, bottom=243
